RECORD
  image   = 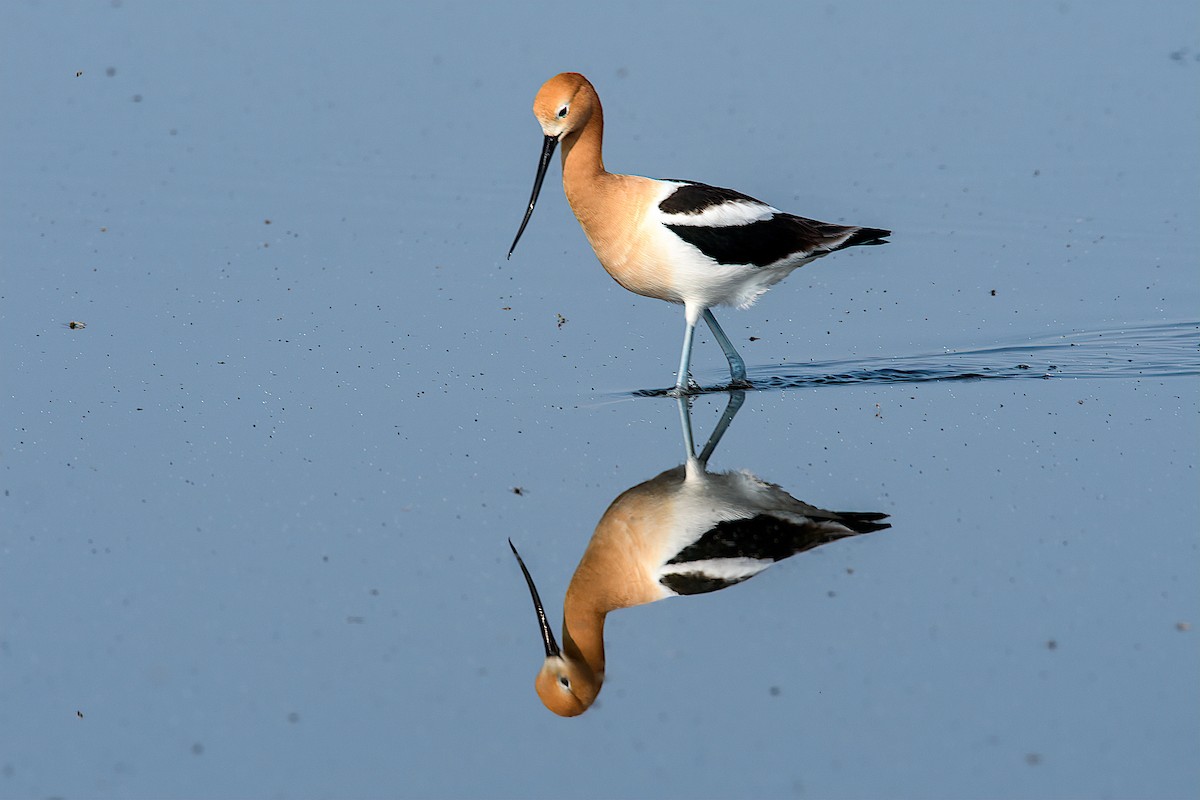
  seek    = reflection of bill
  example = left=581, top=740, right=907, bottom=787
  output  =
left=510, top=393, right=890, bottom=717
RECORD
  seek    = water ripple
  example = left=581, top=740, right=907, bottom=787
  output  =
left=633, top=321, right=1200, bottom=397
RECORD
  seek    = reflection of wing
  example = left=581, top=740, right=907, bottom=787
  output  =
left=658, top=470, right=890, bottom=596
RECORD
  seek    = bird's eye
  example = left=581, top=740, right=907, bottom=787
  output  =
left=557, top=105, right=569, bottom=118
left=558, top=676, right=571, bottom=689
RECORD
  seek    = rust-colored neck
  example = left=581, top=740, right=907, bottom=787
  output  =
left=560, top=85, right=606, bottom=186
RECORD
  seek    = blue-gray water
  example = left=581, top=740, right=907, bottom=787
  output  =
left=2, top=2, right=1197, bottom=798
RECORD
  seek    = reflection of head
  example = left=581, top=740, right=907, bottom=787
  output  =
left=510, top=539, right=602, bottom=717
left=534, top=656, right=596, bottom=718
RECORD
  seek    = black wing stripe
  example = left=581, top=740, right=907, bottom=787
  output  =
left=658, top=182, right=764, bottom=215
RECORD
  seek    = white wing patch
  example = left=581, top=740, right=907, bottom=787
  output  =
left=659, top=556, right=772, bottom=584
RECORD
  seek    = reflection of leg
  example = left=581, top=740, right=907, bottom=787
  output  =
left=674, top=319, right=697, bottom=394
left=677, top=395, right=696, bottom=462
left=703, top=309, right=747, bottom=384
left=698, top=390, right=745, bottom=467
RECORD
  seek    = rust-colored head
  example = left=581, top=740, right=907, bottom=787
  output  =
left=530, top=72, right=599, bottom=140
left=507, top=73, right=601, bottom=259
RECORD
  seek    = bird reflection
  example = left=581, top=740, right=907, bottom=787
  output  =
left=510, top=392, right=890, bottom=717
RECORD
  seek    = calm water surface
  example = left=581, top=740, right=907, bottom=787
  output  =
left=2, top=2, right=1197, bottom=798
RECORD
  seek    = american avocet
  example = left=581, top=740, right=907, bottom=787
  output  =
left=508, top=72, right=890, bottom=394
left=509, top=392, right=890, bottom=716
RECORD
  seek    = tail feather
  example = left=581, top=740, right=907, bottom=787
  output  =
left=840, top=226, right=891, bottom=249
left=831, top=510, right=891, bottom=534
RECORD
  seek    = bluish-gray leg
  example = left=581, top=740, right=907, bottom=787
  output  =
left=674, top=319, right=697, bottom=394
left=702, top=309, right=747, bottom=384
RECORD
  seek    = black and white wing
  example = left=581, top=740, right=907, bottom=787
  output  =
left=656, top=181, right=890, bottom=269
